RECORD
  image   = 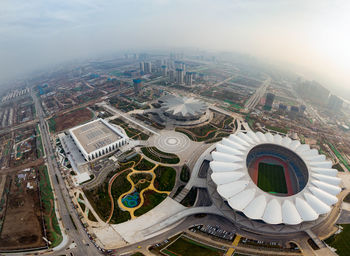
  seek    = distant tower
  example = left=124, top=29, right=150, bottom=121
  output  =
left=144, top=62, right=152, bottom=74
left=279, top=103, right=287, bottom=111
left=264, top=93, right=275, bottom=110
left=169, top=70, right=175, bottom=82
left=184, top=72, right=193, bottom=86
left=176, top=68, right=184, bottom=84
left=139, top=62, right=144, bottom=73
left=180, top=63, right=186, bottom=72
left=161, top=65, right=168, bottom=77
left=289, top=106, right=300, bottom=119
left=328, top=94, right=343, bottom=111
left=133, top=79, right=142, bottom=94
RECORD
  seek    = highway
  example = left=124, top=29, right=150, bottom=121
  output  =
left=244, top=77, right=271, bottom=111
left=31, top=92, right=102, bottom=256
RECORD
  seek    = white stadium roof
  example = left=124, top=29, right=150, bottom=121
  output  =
left=161, top=96, right=207, bottom=118
left=210, top=131, right=341, bottom=225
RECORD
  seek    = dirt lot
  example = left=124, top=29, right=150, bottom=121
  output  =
left=0, top=169, right=46, bottom=251
left=10, top=126, right=38, bottom=168
left=50, top=107, right=93, bottom=132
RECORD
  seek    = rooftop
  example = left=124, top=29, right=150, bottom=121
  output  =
left=70, top=119, right=122, bottom=154
left=161, top=96, right=207, bottom=117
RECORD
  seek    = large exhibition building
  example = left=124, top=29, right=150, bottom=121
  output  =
left=69, top=118, right=128, bottom=161
left=160, top=95, right=208, bottom=121
left=208, top=131, right=341, bottom=235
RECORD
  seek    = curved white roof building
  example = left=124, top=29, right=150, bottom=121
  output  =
left=161, top=96, right=207, bottom=121
left=210, top=131, right=341, bottom=225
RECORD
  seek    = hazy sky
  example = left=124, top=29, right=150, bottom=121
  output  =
left=1, top=0, right=349, bottom=94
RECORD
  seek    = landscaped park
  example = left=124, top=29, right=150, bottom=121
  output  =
left=175, top=111, right=235, bottom=143
left=84, top=154, right=176, bottom=224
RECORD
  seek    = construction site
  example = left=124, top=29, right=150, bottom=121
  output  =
left=0, top=168, right=47, bottom=251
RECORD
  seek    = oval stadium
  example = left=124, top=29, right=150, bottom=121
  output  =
left=208, top=131, right=342, bottom=235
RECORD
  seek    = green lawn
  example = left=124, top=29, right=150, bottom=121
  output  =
left=180, top=165, right=190, bottom=182
left=163, top=236, right=224, bottom=256
left=48, top=118, right=56, bottom=133
left=257, top=162, right=287, bottom=194
left=141, top=147, right=180, bottom=164
left=328, top=143, right=350, bottom=171
left=154, top=165, right=176, bottom=191
left=134, top=190, right=167, bottom=217
left=38, top=165, right=62, bottom=247
left=265, top=125, right=288, bottom=134
left=134, top=158, right=155, bottom=171
left=175, top=123, right=218, bottom=142
left=325, top=224, right=350, bottom=256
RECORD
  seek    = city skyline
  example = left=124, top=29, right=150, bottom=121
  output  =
left=1, top=0, right=350, bottom=99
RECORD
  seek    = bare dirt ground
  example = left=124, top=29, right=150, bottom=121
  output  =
left=54, top=107, right=93, bottom=132
left=0, top=170, right=46, bottom=251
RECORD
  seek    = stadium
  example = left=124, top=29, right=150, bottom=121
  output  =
left=160, top=95, right=208, bottom=122
left=208, top=131, right=342, bottom=235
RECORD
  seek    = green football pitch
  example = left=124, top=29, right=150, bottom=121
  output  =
left=257, top=162, right=288, bottom=194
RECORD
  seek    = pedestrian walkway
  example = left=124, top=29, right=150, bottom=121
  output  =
left=225, top=235, right=241, bottom=256
left=174, top=187, right=190, bottom=202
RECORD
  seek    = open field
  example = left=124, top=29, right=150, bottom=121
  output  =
left=257, top=162, right=287, bottom=194
left=11, top=126, right=39, bottom=167
left=0, top=169, right=47, bottom=251
left=48, top=107, right=93, bottom=133
left=0, top=133, right=12, bottom=168
left=162, top=235, right=225, bottom=256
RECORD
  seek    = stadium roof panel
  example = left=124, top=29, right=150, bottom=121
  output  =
left=161, top=96, right=207, bottom=117
left=210, top=131, right=341, bottom=225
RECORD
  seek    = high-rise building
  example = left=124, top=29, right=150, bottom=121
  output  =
left=291, top=106, right=299, bottom=113
left=279, top=103, right=287, bottom=111
left=144, top=62, right=152, bottom=73
left=328, top=94, right=343, bottom=111
left=184, top=72, right=193, bottom=86
left=289, top=105, right=300, bottom=119
left=300, top=105, right=306, bottom=114
left=133, top=79, right=142, bottom=94
left=264, top=93, right=275, bottom=110
left=180, top=63, right=186, bottom=72
left=161, top=65, right=168, bottom=77
left=169, top=70, right=175, bottom=82
left=296, top=80, right=330, bottom=106
left=192, top=72, right=197, bottom=80
left=139, top=62, right=144, bottom=73
left=176, top=68, right=184, bottom=84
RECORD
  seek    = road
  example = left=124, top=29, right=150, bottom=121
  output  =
left=115, top=214, right=236, bottom=255
left=0, top=118, right=39, bottom=136
left=244, top=77, right=271, bottom=111
left=31, top=92, right=102, bottom=256
left=212, top=75, right=236, bottom=88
